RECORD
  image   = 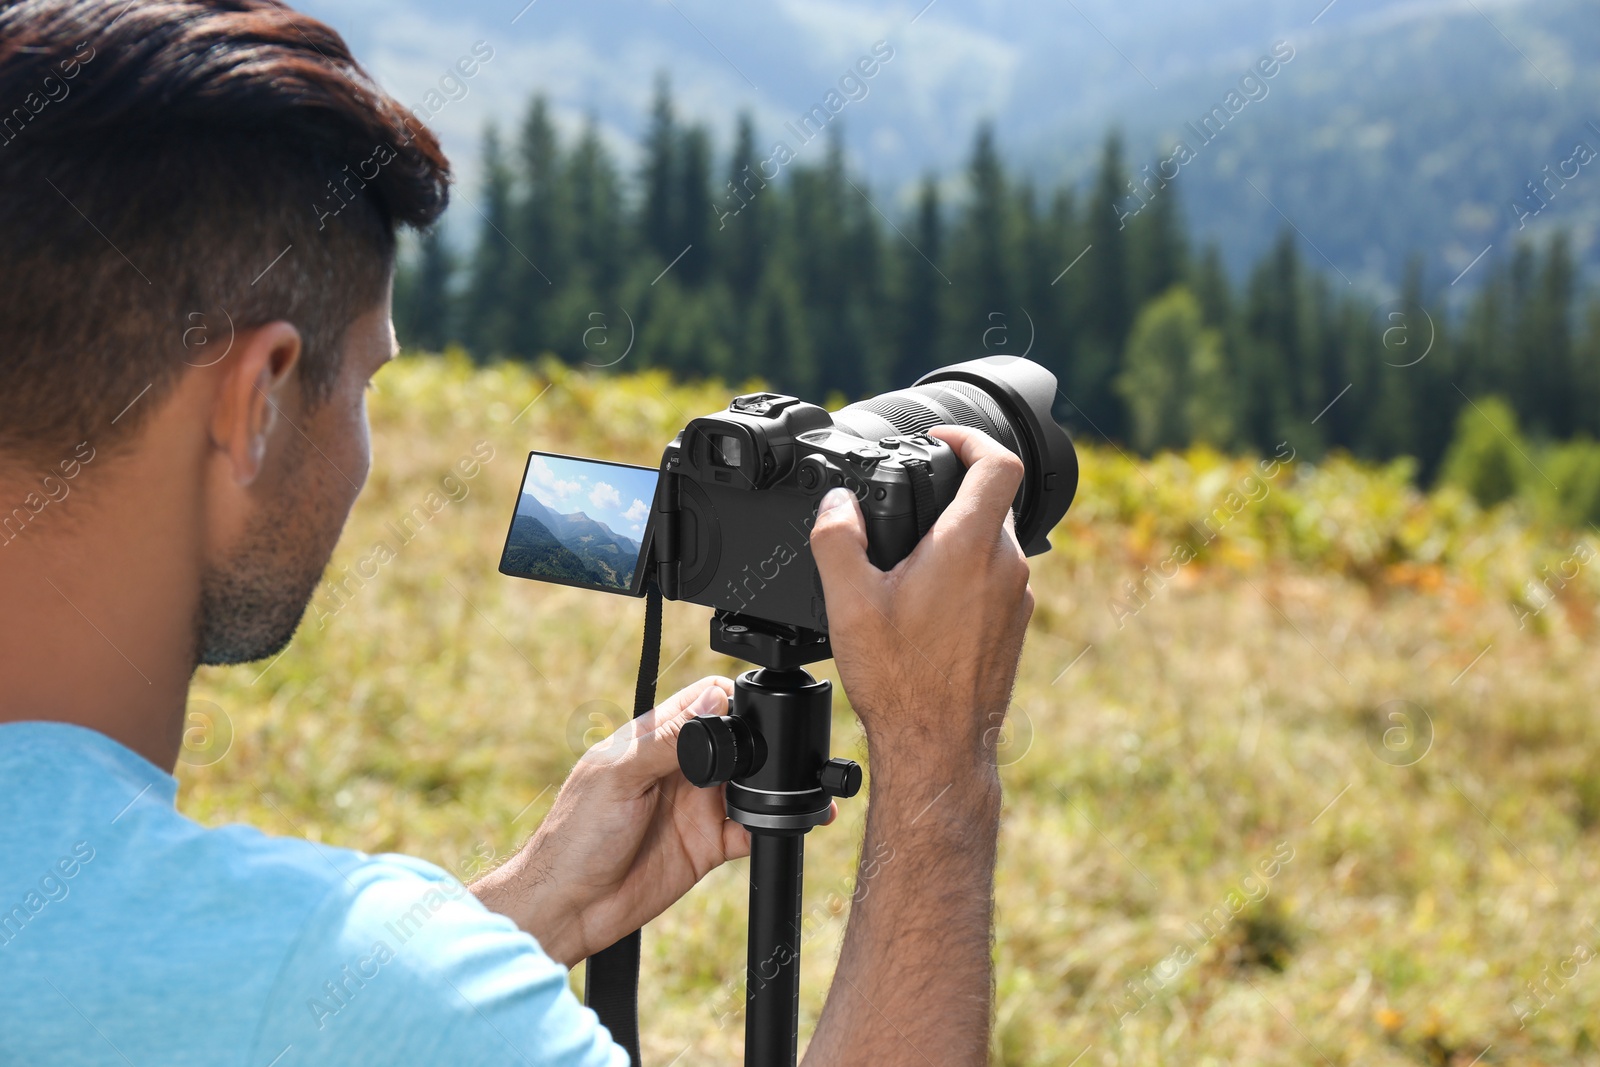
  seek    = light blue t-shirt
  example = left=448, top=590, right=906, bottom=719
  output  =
left=0, top=722, right=626, bottom=1066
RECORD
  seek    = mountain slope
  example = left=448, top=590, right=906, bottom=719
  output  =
left=503, top=489, right=641, bottom=589
left=1028, top=0, right=1600, bottom=292
left=499, top=510, right=604, bottom=586
left=303, top=0, right=1595, bottom=288
left=548, top=512, right=639, bottom=590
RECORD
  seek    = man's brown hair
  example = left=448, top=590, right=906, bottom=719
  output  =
left=0, top=0, right=451, bottom=459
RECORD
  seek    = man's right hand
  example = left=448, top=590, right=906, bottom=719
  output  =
left=802, top=424, right=1035, bottom=1065
left=809, top=424, right=1035, bottom=778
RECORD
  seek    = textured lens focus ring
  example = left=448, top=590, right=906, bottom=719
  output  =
left=851, top=395, right=941, bottom=435
left=834, top=381, right=1021, bottom=453
left=925, top=382, right=1020, bottom=454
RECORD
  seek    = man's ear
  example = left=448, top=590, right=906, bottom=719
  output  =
left=209, top=321, right=302, bottom=487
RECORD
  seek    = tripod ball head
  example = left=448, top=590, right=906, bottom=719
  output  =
left=678, top=713, right=861, bottom=799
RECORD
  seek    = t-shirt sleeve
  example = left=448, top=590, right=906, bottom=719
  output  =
left=248, top=854, right=627, bottom=1067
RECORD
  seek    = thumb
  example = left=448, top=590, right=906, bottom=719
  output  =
left=619, top=682, right=729, bottom=781
left=810, top=487, right=877, bottom=607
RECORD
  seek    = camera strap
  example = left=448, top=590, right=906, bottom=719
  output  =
left=903, top=458, right=939, bottom=537
left=582, top=577, right=662, bottom=1066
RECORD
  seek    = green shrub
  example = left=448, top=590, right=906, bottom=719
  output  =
left=1117, top=286, right=1233, bottom=454
left=1439, top=395, right=1526, bottom=509
left=1538, top=438, right=1600, bottom=529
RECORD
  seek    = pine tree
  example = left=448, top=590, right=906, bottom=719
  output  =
left=1506, top=242, right=1539, bottom=424
left=719, top=113, right=770, bottom=306
left=675, top=124, right=713, bottom=286
left=789, top=131, right=858, bottom=397
left=1185, top=242, right=1239, bottom=443
left=462, top=125, right=518, bottom=360
left=1023, top=185, right=1079, bottom=401
left=843, top=171, right=890, bottom=395
left=1577, top=295, right=1600, bottom=438
left=1191, top=244, right=1232, bottom=330
left=889, top=176, right=946, bottom=388
left=1321, top=292, right=1375, bottom=458
left=509, top=96, right=565, bottom=359
left=1076, top=130, right=1133, bottom=439
left=566, top=114, right=626, bottom=298
left=743, top=255, right=815, bottom=396
left=641, top=75, right=678, bottom=265
left=1528, top=234, right=1577, bottom=437
left=638, top=273, right=734, bottom=380
left=1292, top=272, right=1337, bottom=458
left=948, top=123, right=1016, bottom=364
left=1458, top=254, right=1508, bottom=402
left=1240, top=229, right=1304, bottom=450
left=1396, top=257, right=1459, bottom=478
left=1127, top=166, right=1187, bottom=309
left=400, top=225, right=453, bottom=353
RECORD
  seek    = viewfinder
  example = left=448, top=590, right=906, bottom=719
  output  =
left=710, top=434, right=743, bottom=469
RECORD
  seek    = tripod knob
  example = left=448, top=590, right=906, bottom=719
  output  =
left=819, top=758, right=863, bottom=799
left=678, top=715, right=761, bottom=787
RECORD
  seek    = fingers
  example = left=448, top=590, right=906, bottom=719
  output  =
left=721, top=814, right=753, bottom=860
left=645, top=675, right=733, bottom=726
left=926, top=426, right=1025, bottom=548
left=607, top=677, right=732, bottom=780
left=811, top=486, right=881, bottom=603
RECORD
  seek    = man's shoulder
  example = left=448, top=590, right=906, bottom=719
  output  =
left=167, top=822, right=451, bottom=935
left=3, top=729, right=399, bottom=930
left=183, top=821, right=441, bottom=909
left=0, top=722, right=623, bottom=1067
left=0, top=719, right=451, bottom=921
left=0, top=724, right=520, bottom=1065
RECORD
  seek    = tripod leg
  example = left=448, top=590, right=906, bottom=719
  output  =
left=746, top=831, right=804, bottom=1067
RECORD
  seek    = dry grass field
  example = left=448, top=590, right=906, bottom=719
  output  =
left=181, top=354, right=1600, bottom=1065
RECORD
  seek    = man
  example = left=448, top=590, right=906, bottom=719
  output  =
left=0, top=2, right=1034, bottom=1064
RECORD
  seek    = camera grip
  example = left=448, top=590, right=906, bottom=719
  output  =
left=859, top=441, right=963, bottom=571
left=863, top=508, right=921, bottom=572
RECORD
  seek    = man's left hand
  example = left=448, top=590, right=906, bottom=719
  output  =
left=471, top=676, right=827, bottom=967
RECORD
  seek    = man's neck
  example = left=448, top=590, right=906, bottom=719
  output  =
left=0, top=443, right=203, bottom=771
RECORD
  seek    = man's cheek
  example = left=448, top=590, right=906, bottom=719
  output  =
left=348, top=402, right=374, bottom=492
left=341, top=385, right=374, bottom=471
left=311, top=394, right=373, bottom=511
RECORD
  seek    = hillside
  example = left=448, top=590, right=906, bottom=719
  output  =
left=504, top=488, right=642, bottom=589
left=547, top=511, right=640, bottom=588
left=1047, top=0, right=1600, bottom=291
left=500, top=510, right=603, bottom=587
left=307, top=0, right=1597, bottom=288
left=183, top=357, right=1600, bottom=1064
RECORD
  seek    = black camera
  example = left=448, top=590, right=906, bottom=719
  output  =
left=499, top=356, right=1077, bottom=663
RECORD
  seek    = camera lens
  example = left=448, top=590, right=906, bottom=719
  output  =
left=831, top=358, right=1078, bottom=555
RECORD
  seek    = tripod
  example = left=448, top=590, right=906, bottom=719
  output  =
left=676, top=612, right=862, bottom=1067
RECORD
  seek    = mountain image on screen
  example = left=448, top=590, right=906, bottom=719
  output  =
left=501, top=489, right=641, bottom=590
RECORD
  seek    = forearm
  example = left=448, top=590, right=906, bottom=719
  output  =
left=804, top=753, right=1003, bottom=1066
left=469, top=838, right=587, bottom=968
